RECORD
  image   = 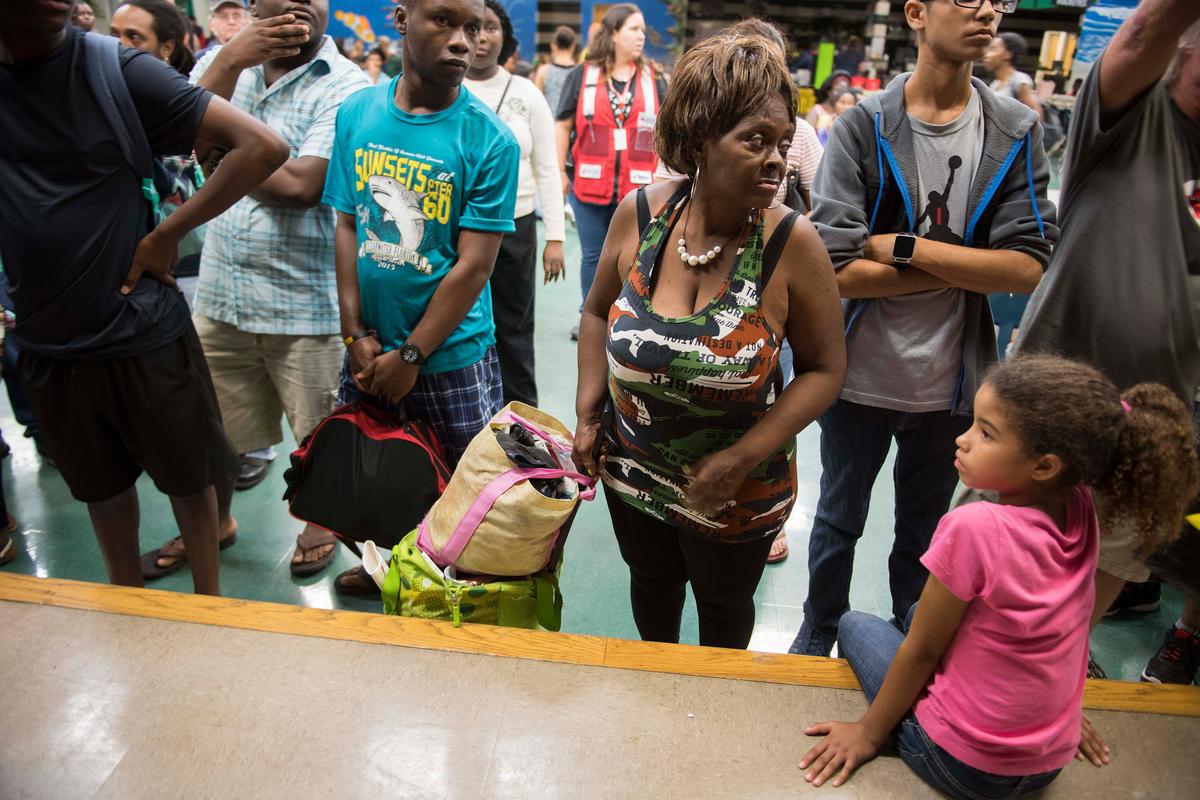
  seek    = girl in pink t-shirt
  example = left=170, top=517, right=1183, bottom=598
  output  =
left=798, top=355, right=1200, bottom=798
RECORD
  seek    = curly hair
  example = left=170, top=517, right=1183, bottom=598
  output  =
left=987, top=355, right=1200, bottom=553
left=118, top=0, right=195, bottom=76
left=655, top=32, right=797, bottom=177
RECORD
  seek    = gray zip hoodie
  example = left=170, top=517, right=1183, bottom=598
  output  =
left=811, top=73, right=1059, bottom=413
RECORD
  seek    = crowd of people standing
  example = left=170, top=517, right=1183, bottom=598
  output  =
left=1, top=0, right=1199, bottom=797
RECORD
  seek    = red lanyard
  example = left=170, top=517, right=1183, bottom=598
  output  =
left=606, top=70, right=635, bottom=126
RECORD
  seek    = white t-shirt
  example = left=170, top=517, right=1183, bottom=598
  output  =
left=841, top=90, right=984, bottom=412
left=991, top=70, right=1034, bottom=100
left=464, top=69, right=566, bottom=241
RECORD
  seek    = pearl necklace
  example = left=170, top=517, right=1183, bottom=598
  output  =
left=677, top=237, right=721, bottom=267
left=676, top=202, right=755, bottom=270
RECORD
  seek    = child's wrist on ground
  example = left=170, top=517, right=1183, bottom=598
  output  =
left=858, top=715, right=891, bottom=749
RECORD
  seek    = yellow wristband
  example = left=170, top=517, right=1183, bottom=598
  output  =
left=343, top=330, right=376, bottom=347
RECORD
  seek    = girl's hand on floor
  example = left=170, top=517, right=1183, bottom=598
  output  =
left=1075, top=714, right=1111, bottom=766
left=799, top=720, right=881, bottom=788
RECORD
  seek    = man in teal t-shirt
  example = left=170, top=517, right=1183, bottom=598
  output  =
left=324, top=0, right=518, bottom=464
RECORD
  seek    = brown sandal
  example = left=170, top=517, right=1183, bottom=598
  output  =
left=141, top=532, right=238, bottom=580
left=334, top=565, right=381, bottom=597
left=290, top=526, right=338, bottom=577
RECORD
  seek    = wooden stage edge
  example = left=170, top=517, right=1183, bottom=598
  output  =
left=2, top=572, right=1197, bottom=718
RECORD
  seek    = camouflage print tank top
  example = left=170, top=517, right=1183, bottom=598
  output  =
left=602, top=190, right=797, bottom=542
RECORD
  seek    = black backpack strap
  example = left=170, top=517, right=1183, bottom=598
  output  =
left=636, top=187, right=651, bottom=237
left=83, top=32, right=153, bottom=180
left=761, top=210, right=802, bottom=288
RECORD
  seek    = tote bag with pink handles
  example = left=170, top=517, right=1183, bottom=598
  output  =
left=418, top=402, right=596, bottom=577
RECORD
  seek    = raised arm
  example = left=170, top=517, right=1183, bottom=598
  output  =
left=1099, top=0, right=1200, bottom=117
left=191, top=15, right=311, bottom=100
left=193, top=15, right=334, bottom=208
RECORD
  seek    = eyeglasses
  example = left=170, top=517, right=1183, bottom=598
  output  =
left=948, top=0, right=1019, bottom=12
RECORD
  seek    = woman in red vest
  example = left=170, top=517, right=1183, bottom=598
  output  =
left=554, top=3, right=667, bottom=339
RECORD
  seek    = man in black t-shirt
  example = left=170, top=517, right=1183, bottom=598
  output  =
left=0, top=1, right=288, bottom=593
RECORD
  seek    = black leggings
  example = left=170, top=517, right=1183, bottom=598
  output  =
left=604, top=487, right=775, bottom=650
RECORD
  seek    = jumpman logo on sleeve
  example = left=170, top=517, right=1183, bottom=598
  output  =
left=916, top=155, right=964, bottom=245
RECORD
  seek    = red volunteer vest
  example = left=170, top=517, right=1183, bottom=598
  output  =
left=571, top=64, right=659, bottom=206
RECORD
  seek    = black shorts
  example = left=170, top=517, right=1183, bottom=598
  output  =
left=20, top=324, right=239, bottom=503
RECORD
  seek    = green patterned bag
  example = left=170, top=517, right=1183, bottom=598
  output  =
left=381, top=530, right=563, bottom=631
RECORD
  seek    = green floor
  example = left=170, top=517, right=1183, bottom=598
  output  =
left=0, top=220, right=1182, bottom=682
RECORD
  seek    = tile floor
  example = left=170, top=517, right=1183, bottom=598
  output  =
left=3, top=601, right=1197, bottom=800
left=0, top=213, right=1186, bottom=684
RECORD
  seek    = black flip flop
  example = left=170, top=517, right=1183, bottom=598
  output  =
left=140, top=533, right=238, bottom=581
left=290, top=534, right=337, bottom=577
left=333, top=565, right=381, bottom=597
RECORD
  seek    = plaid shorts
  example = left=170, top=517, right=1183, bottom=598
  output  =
left=338, top=347, right=503, bottom=465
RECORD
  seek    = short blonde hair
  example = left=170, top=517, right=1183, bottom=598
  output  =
left=655, top=33, right=797, bottom=177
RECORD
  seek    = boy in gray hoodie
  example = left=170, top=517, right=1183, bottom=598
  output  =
left=790, top=0, right=1058, bottom=657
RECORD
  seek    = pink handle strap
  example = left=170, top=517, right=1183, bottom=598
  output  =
left=494, top=412, right=574, bottom=460
left=426, top=467, right=596, bottom=566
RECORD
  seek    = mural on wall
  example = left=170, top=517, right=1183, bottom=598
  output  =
left=333, top=8, right=380, bottom=43
left=327, top=2, right=394, bottom=45
left=325, top=1, right=676, bottom=63
left=1075, top=0, right=1139, bottom=66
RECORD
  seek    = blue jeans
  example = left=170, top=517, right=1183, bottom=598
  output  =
left=792, top=399, right=968, bottom=653
left=0, top=277, right=38, bottom=436
left=988, top=292, right=1029, bottom=361
left=838, top=609, right=1061, bottom=800
left=569, top=191, right=619, bottom=308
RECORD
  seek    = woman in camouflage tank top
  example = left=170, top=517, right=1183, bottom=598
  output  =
left=603, top=191, right=796, bottom=541
left=572, top=33, right=845, bottom=649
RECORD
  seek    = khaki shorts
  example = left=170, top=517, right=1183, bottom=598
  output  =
left=194, top=314, right=342, bottom=454
left=1094, top=495, right=1154, bottom=584
left=1095, top=400, right=1200, bottom=584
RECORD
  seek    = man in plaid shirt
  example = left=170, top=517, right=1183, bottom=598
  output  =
left=141, top=0, right=371, bottom=580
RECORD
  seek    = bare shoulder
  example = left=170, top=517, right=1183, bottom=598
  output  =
left=643, top=178, right=688, bottom=212
left=762, top=206, right=825, bottom=270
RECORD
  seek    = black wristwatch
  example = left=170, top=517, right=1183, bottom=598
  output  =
left=891, top=232, right=917, bottom=270
left=398, top=342, right=427, bottom=366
